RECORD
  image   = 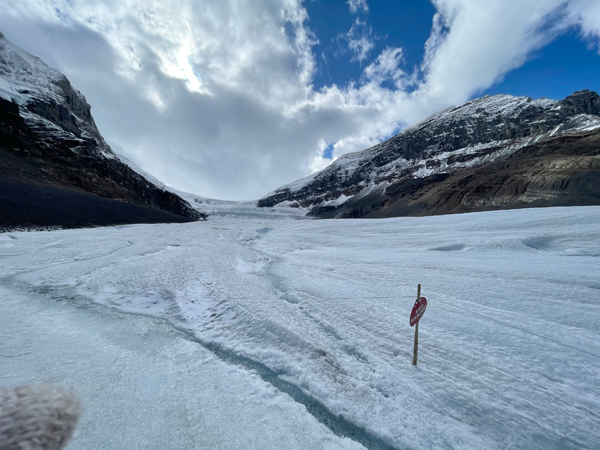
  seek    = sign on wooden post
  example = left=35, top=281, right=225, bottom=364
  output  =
left=410, top=284, right=427, bottom=366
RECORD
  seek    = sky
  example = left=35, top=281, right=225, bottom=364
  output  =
left=0, top=0, right=599, bottom=200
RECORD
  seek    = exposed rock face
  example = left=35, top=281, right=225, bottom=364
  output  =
left=319, top=129, right=600, bottom=218
left=259, top=90, right=600, bottom=218
left=0, top=33, right=206, bottom=228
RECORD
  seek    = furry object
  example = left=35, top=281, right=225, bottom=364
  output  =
left=0, top=385, right=80, bottom=450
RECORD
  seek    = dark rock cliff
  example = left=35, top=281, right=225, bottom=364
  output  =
left=0, top=98, right=205, bottom=229
left=320, top=129, right=600, bottom=218
left=0, top=33, right=206, bottom=229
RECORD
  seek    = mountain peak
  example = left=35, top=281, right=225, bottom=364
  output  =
left=0, top=32, right=206, bottom=228
left=560, top=89, right=600, bottom=116
left=0, top=33, right=116, bottom=159
left=259, top=90, right=600, bottom=217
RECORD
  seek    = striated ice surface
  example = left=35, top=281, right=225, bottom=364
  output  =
left=0, top=287, right=362, bottom=450
left=1, top=205, right=599, bottom=449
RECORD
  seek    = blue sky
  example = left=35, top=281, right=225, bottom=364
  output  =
left=304, top=0, right=600, bottom=159
left=1, top=0, right=600, bottom=199
left=306, top=0, right=600, bottom=101
left=306, top=1, right=436, bottom=90
left=482, top=29, right=600, bottom=99
left=305, top=0, right=435, bottom=91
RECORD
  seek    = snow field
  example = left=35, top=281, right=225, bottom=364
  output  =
left=1, top=206, right=599, bottom=449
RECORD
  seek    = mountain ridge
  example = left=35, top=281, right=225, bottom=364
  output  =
left=0, top=32, right=206, bottom=229
left=258, top=90, right=600, bottom=217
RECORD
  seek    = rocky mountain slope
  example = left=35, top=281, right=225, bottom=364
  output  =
left=259, top=90, right=600, bottom=218
left=0, top=31, right=205, bottom=229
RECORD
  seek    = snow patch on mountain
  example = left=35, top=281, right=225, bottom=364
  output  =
left=0, top=32, right=116, bottom=159
left=0, top=36, right=63, bottom=105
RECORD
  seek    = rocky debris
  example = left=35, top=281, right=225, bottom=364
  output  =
left=0, top=33, right=206, bottom=229
left=259, top=90, right=600, bottom=218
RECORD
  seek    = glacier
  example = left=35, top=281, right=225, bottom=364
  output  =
left=1, top=205, right=599, bottom=449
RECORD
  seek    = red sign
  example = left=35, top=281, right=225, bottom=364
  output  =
left=410, top=297, right=427, bottom=326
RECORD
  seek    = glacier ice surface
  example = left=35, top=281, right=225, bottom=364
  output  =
left=1, top=205, right=599, bottom=449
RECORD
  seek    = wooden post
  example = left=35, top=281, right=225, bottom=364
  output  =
left=412, top=284, right=421, bottom=366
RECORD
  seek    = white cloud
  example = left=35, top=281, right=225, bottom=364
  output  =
left=363, top=47, right=407, bottom=87
left=564, top=0, right=600, bottom=52
left=0, top=0, right=599, bottom=199
left=348, top=35, right=374, bottom=64
left=419, top=0, right=567, bottom=103
left=340, top=19, right=375, bottom=64
left=347, top=0, right=369, bottom=14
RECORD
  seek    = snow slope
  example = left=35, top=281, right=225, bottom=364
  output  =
left=0, top=31, right=64, bottom=106
left=0, top=31, right=115, bottom=158
left=1, top=206, right=599, bottom=449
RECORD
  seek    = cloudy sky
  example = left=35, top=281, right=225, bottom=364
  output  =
left=1, top=0, right=600, bottom=200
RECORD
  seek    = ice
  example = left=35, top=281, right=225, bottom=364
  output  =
left=1, top=206, right=599, bottom=449
left=0, top=287, right=362, bottom=450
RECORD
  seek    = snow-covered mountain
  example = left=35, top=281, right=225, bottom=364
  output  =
left=0, top=30, right=115, bottom=160
left=0, top=31, right=205, bottom=229
left=259, top=90, right=600, bottom=217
